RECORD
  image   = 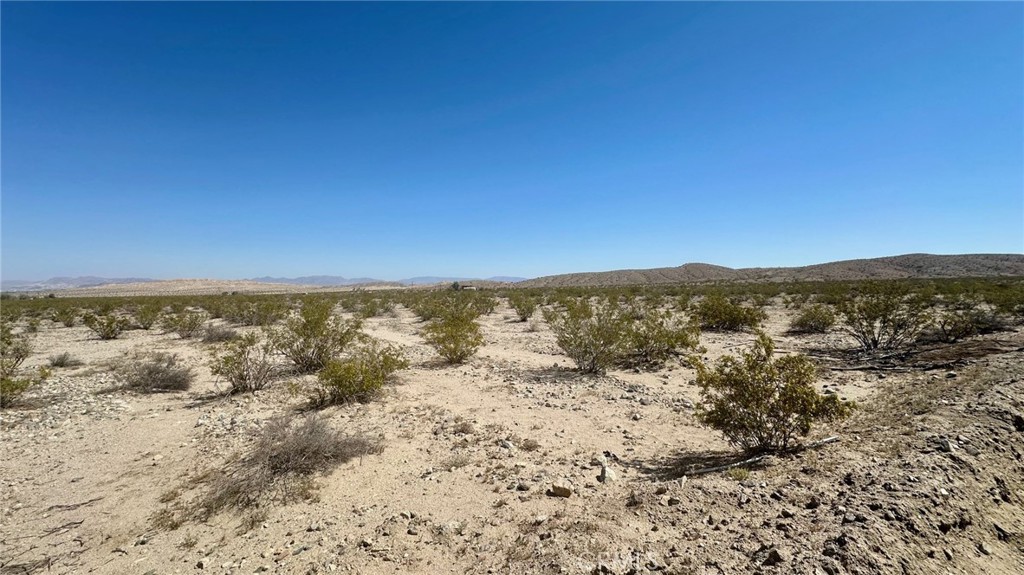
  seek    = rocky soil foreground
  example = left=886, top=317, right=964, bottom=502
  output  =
left=1, top=303, right=1022, bottom=575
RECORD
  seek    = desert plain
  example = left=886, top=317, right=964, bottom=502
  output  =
left=1, top=281, right=1022, bottom=575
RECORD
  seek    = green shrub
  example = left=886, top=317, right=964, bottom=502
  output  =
left=837, top=283, right=932, bottom=351
left=267, top=298, right=362, bottom=373
left=469, top=293, right=497, bottom=316
left=0, top=323, right=31, bottom=379
left=936, top=296, right=1003, bottom=342
left=421, top=307, right=484, bottom=364
left=82, top=313, right=131, bottom=340
left=691, top=294, right=766, bottom=332
left=210, top=332, right=275, bottom=394
left=355, top=298, right=396, bottom=319
left=620, top=302, right=702, bottom=368
left=508, top=293, right=538, bottom=322
left=163, top=310, right=208, bottom=339
left=134, top=303, right=164, bottom=330
left=118, top=353, right=195, bottom=393
left=223, top=298, right=291, bottom=326
left=544, top=299, right=627, bottom=374
left=0, top=377, right=35, bottom=408
left=694, top=333, right=852, bottom=453
left=0, top=322, right=40, bottom=407
left=313, top=341, right=408, bottom=405
left=787, top=304, right=837, bottom=334
left=985, top=284, right=1024, bottom=324
left=51, top=307, right=78, bottom=327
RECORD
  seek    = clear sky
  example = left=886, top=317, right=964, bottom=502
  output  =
left=2, top=2, right=1022, bottom=281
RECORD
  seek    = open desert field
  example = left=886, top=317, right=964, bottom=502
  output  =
left=1, top=284, right=1023, bottom=575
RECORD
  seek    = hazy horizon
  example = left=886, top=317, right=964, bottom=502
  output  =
left=6, top=251, right=1024, bottom=285
left=3, top=3, right=1022, bottom=280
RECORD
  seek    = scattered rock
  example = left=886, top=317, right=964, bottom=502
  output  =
left=763, top=547, right=789, bottom=566
left=548, top=481, right=573, bottom=498
left=599, top=464, right=617, bottom=483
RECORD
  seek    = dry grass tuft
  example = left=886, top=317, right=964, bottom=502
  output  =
left=154, top=414, right=383, bottom=531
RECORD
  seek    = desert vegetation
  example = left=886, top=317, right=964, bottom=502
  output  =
left=1, top=276, right=1022, bottom=575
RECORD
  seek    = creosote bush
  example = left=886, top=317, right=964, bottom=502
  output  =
left=694, top=332, right=851, bottom=454
left=507, top=293, right=538, bottom=322
left=82, top=313, right=131, bottom=340
left=118, top=353, right=195, bottom=393
left=421, top=307, right=484, bottom=364
left=935, top=296, right=1003, bottom=343
left=134, top=303, right=164, bottom=330
left=1, top=323, right=31, bottom=380
left=51, top=307, right=78, bottom=328
left=1, top=324, right=36, bottom=408
left=837, top=283, right=932, bottom=351
left=164, top=310, right=209, bottom=339
left=787, top=304, right=837, bottom=334
left=210, top=333, right=276, bottom=394
left=691, top=294, right=766, bottom=332
left=267, top=298, right=362, bottom=373
left=620, top=301, right=702, bottom=369
left=544, top=298, right=627, bottom=374
left=222, top=297, right=290, bottom=327
left=313, top=341, right=408, bottom=405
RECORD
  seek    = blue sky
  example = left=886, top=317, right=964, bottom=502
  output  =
left=2, top=2, right=1022, bottom=281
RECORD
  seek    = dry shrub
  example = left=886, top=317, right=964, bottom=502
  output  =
left=118, top=353, right=195, bottom=393
left=195, top=414, right=382, bottom=520
left=837, top=283, right=931, bottom=351
left=935, top=295, right=1003, bottom=342
left=202, top=324, right=240, bottom=343
left=48, top=352, right=84, bottom=368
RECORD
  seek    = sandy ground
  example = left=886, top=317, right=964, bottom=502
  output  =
left=2, top=300, right=1022, bottom=575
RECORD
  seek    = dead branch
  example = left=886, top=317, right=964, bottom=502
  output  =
left=45, top=497, right=102, bottom=512
left=40, top=521, right=84, bottom=537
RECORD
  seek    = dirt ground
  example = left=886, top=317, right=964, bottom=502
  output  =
left=2, top=300, right=1022, bottom=575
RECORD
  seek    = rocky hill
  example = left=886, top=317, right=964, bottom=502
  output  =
left=518, top=253, right=1024, bottom=288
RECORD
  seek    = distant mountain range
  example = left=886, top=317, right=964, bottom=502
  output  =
left=3, top=254, right=1022, bottom=293
left=517, top=253, right=1024, bottom=288
left=249, top=275, right=526, bottom=286
left=0, top=275, right=526, bottom=292
left=0, top=276, right=157, bottom=292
